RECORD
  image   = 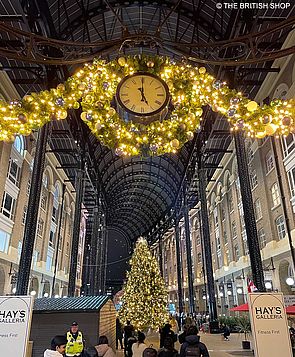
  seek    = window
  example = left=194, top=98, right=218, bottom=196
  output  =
left=232, top=221, right=237, bottom=239
left=42, top=173, right=48, bottom=188
left=221, top=206, right=226, bottom=221
left=234, top=244, right=240, bottom=261
left=228, top=194, right=234, bottom=212
left=213, top=207, right=219, bottom=227
left=282, top=134, right=295, bottom=156
left=250, top=170, right=258, bottom=190
left=242, top=230, right=248, bottom=255
left=7, top=159, right=20, bottom=186
left=49, top=229, right=55, bottom=247
left=248, top=147, right=254, bottom=163
left=276, top=216, right=286, bottom=240
left=258, top=228, right=266, bottom=249
left=17, top=241, right=22, bottom=259
left=41, top=189, right=47, bottom=210
left=271, top=183, right=280, bottom=207
left=197, top=252, right=202, bottom=264
left=223, top=231, right=228, bottom=245
left=194, top=219, right=200, bottom=230
left=32, top=250, right=39, bottom=267
left=0, top=229, right=10, bottom=253
left=37, top=218, right=44, bottom=237
left=196, top=235, right=200, bottom=246
left=22, top=205, right=27, bottom=225
left=26, top=179, right=31, bottom=196
left=46, top=247, right=54, bottom=271
left=288, top=167, right=295, bottom=197
left=52, top=206, right=58, bottom=222
left=52, top=185, right=59, bottom=222
left=265, top=151, right=274, bottom=174
left=254, top=199, right=262, bottom=220
left=1, top=192, right=16, bottom=220
left=13, top=136, right=25, bottom=156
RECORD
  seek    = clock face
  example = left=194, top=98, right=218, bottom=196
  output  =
left=116, top=72, right=169, bottom=116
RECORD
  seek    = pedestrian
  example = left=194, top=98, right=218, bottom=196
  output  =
left=124, top=321, right=135, bottom=355
left=178, top=325, right=188, bottom=344
left=44, top=335, right=68, bottom=357
left=223, top=324, right=230, bottom=341
left=160, top=323, right=176, bottom=348
left=143, top=347, right=158, bottom=357
left=179, top=325, right=209, bottom=357
left=66, top=321, right=84, bottom=357
left=158, top=337, right=178, bottom=357
left=82, top=346, right=98, bottom=357
left=132, top=332, right=147, bottom=357
left=116, top=317, right=124, bottom=349
left=95, top=336, right=116, bottom=357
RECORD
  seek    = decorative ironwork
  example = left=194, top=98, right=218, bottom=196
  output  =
left=0, top=16, right=294, bottom=66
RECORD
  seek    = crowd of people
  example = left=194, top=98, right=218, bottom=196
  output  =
left=44, top=315, right=210, bottom=357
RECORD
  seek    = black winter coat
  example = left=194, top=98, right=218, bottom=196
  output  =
left=179, top=335, right=209, bottom=357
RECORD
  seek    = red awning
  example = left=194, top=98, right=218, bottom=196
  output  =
left=229, top=303, right=249, bottom=312
left=286, top=305, right=295, bottom=315
left=230, top=303, right=295, bottom=315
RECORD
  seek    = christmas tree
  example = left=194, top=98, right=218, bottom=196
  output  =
left=119, top=238, right=168, bottom=330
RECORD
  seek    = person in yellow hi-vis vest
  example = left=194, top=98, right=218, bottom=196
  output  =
left=66, top=321, right=84, bottom=357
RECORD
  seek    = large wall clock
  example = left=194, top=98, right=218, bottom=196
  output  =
left=116, top=72, right=170, bottom=125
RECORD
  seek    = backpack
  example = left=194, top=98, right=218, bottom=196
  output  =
left=185, top=345, right=201, bottom=357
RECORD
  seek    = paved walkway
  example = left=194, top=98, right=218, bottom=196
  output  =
left=116, top=332, right=254, bottom=357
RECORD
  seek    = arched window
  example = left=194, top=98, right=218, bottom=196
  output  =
left=13, top=136, right=25, bottom=156
left=271, top=183, right=280, bottom=207
left=42, top=173, right=48, bottom=188
left=52, top=184, right=60, bottom=223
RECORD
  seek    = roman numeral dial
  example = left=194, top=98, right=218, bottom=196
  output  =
left=116, top=73, right=169, bottom=117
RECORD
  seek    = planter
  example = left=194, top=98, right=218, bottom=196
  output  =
left=242, top=340, right=251, bottom=350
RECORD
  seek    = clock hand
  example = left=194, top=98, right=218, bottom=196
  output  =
left=137, top=87, right=148, bottom=104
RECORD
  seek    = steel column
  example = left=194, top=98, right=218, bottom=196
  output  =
left=174, top=218, right=184, bottom=314
left=183, top=190, right=195, bottom=314
left=16, top=123, right=50, bottom=295
left=51, top=183, right=66, bottom=297
left=234, top=131, right=265, bottom=291
left=68, top=164, right=85, bottom=297
left=89, top=203, right=100, bottom=295
left=198, top=167, right=218, bottom=321
left=158, top=234, right=164, bottom=277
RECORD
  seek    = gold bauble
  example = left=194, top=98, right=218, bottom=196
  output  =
left=118, top=57, right=126, bottom=66
left=187, top=131, right=194, bottom=140
left=256, top=131, right=267, bottom=139
left=96, top=122, right=102, bottom=131
left=246, top=101, right=258, bottom=112
left=23, top=95, right=33, bottom=102
left=195, top=108, right=203, bottom=117
left=198, top=67, right=206, bottom=74
left=58, top=110, right=68, bottom=119
left=265, top=123, right=278, bottom=135
left=73, top=102, right=80, bottom=109
left=78, top=83, right=86, bottom=91
left=147, top=61, right=155, bottom=68
left=109, top=107, right=116, bottom=116
left=179, top=123, right=186, bottom=130
left=171, top=139, right=180, bottom=148
left=57, top=83, right=65, bottom=91
left=80, top=112, right=87, bottom=120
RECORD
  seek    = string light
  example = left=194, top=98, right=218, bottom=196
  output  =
left=0, top=55, right=294, bottom=156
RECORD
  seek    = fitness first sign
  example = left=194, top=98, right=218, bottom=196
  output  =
left=249, top=293, right=292, bottom=357
left=0, top=296, right=33, bottom=357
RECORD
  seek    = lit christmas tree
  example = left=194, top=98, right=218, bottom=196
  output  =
left=119, top=237, right=168, bottom=330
